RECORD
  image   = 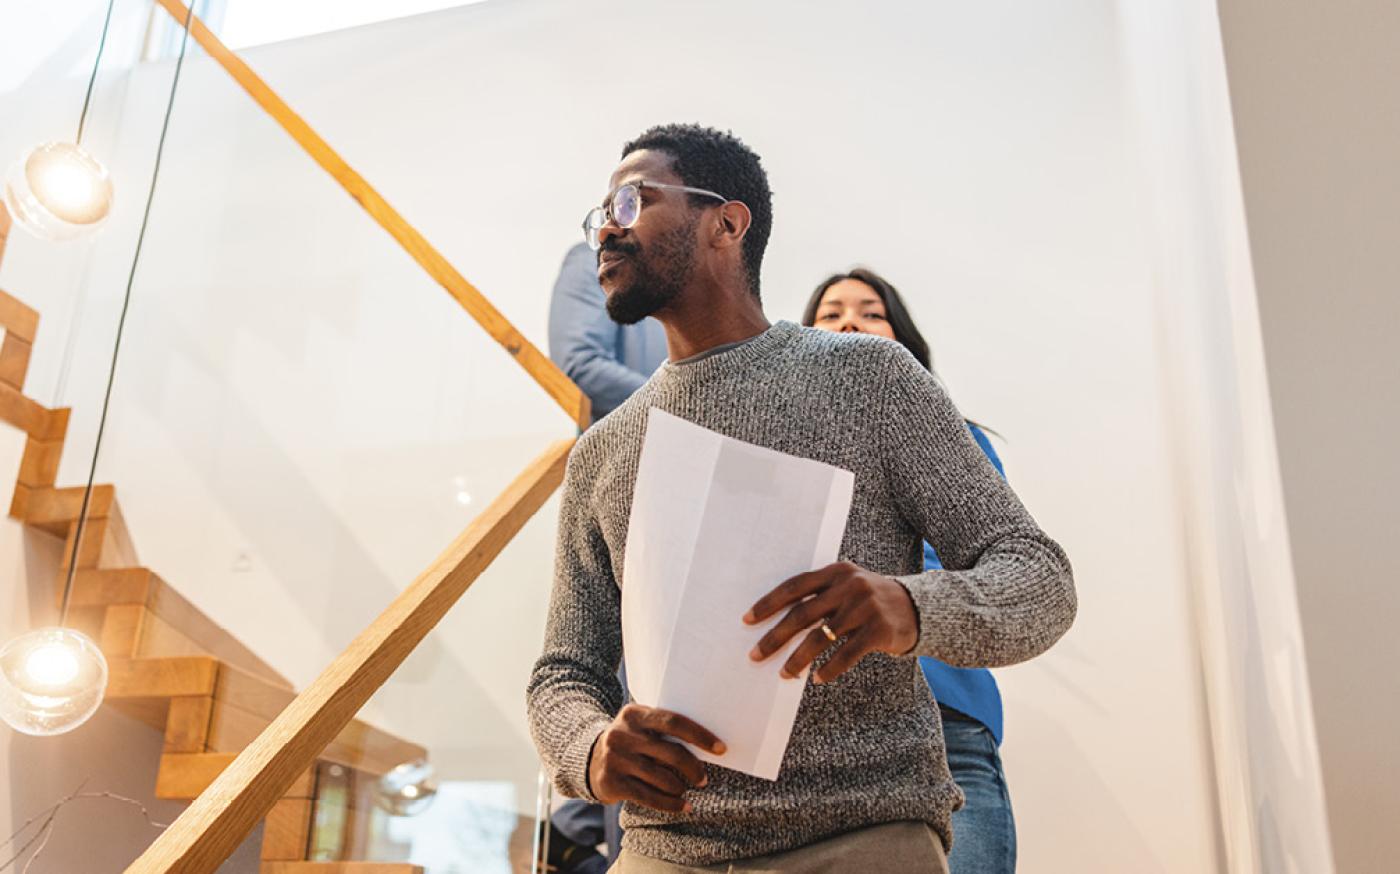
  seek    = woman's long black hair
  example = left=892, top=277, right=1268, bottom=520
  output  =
left=802, top=267, right=999, bottom=438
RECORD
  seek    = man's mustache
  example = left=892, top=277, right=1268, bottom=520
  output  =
left=599, top=239, right=641, bottom=261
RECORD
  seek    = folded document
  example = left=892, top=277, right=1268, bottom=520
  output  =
left=622, top=408, right=855, bottom=780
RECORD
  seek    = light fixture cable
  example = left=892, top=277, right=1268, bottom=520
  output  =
left=27, top=0, right=121, bottom=405
left=59, top=0, right=197, bottom=625
left=74, top=0, right=119, bottom=147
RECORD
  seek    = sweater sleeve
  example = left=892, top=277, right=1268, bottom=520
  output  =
left=877, top=348, right=1076, bottom=668
left=525, top=446, right=624, bottom=801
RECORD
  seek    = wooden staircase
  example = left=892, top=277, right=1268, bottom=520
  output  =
left=0, top=204, right=422, bottom=872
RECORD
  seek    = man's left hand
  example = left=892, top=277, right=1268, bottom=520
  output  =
left=744, top=561, right=920, bottom=684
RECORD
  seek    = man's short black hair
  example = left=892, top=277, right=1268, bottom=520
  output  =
left=621, top=123, right=773, bottom=298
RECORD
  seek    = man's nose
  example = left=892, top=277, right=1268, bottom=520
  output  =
left=597, top=220, right=625, bottom=248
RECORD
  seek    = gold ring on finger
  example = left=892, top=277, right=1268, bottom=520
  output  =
left=820, top=622, right=838, bottom=643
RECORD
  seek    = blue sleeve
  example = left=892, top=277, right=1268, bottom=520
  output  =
left=967, top=423, right=1005, bottom=478
left=547, top=243, right=650, bottom=421
left=924, top=422, right=1006, bottom=570
left=923, top=541, right=943, bottom=571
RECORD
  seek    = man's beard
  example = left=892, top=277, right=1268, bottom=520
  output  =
left=603, top=218, right=698, bottom=325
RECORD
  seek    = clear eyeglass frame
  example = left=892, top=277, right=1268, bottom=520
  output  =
left=582, top=180, right=728, bottom=250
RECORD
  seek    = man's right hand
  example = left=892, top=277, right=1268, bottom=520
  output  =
left=587, top=703, right=726, bottom=813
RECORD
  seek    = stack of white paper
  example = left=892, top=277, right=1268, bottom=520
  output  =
left=622, top=409, right=855, bottom=780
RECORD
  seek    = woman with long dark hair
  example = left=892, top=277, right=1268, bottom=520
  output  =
left=803, top=268, right=1016, bottom=874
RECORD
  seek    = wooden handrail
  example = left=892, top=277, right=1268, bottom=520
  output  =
left=151, top=0, right=590, bottom=429
left=0, top=200, right=11, bottom=267
left=125, top=438, right=574, bottom=872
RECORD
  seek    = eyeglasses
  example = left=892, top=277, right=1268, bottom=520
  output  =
left=582, top=181, right=729, bottom=250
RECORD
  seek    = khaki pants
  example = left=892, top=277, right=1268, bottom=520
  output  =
left=611, top=820, right=949, bottom=873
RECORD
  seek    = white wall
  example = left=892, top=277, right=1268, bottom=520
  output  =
left=0, top=1, right=1245, bottom=870
left=1116, top=4, right=1335, bottom=872
left=1215, top=1, right=1400, bottom=871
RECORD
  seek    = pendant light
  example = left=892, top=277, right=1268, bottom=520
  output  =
left=2, top=0, right=121, bottom=242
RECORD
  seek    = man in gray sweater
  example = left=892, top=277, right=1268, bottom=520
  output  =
left=527, top=123, right=1076, bottom=872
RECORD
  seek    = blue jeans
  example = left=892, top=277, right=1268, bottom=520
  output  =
left=941, top=706, right=1017, bottom=874
left=552, top=798, right=620, bottom=873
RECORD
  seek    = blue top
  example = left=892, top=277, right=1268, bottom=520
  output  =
left=547, top=243, right=668, bottom=423
left=920, top=422, right=1007, bottom=744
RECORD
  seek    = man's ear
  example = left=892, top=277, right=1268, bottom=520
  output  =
left=713, top=200, right=752, bottom=250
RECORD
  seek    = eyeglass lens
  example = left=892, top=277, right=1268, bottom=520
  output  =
left=612, top=184, right=641, bottom=228
left=584, top=208, right=604, bottom=250
left=584, top=184, right=645, bottom=250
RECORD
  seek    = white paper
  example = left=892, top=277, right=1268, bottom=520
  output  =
left=622, top=409, right=855, bottom=780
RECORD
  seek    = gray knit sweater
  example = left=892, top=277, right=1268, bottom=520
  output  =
left=526, top=321, right=1075, bottom=865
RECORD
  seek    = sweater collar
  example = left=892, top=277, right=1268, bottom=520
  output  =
left=659, top=321, right=802, bottom=380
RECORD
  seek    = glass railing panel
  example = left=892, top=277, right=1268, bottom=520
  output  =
left=0, top=3, right=222, bottom=872
left=4, top=3, right=572, bottom=869
left=72, top=4, right=570, bottom=676
left=293, top=486, right=564, bottom=873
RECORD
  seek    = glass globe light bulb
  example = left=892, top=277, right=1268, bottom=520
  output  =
left=375, top=759, right=437, bottom=816
left=3, top=142, right=114, bottom=241
left=25, top=643, right=80, bottom=686
left=0, top=627, right=108, bottom=736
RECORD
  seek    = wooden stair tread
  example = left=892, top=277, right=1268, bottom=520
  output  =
left=69, top=567, right=155, bottom=604
left=110, top=657, right=423, bottom=780
left=157, top=753, right=316, bottom=801
left=17, top=436, right=64, bottom=490
left=156, top=752, right=240, bottom=799
left=0, top=332, right=32, bottom=392
left=72, top=567, right=290, bottom=686
left=20, top=483, right=116, bottom=534
left=0, top=382, right=56, bottom=441
left=107, top=656, right=221, bottom=699
left=0, top=286, right=38, bottom=343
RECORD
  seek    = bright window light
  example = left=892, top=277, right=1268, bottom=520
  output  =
left=218, top=0, right=491, bottom=50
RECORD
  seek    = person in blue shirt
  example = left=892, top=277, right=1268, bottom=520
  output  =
left=803, top=267, right=1016, bottom=874
left=545, top=243, right=668, bottom=871
left=549, top=242, right=668, bottom=424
